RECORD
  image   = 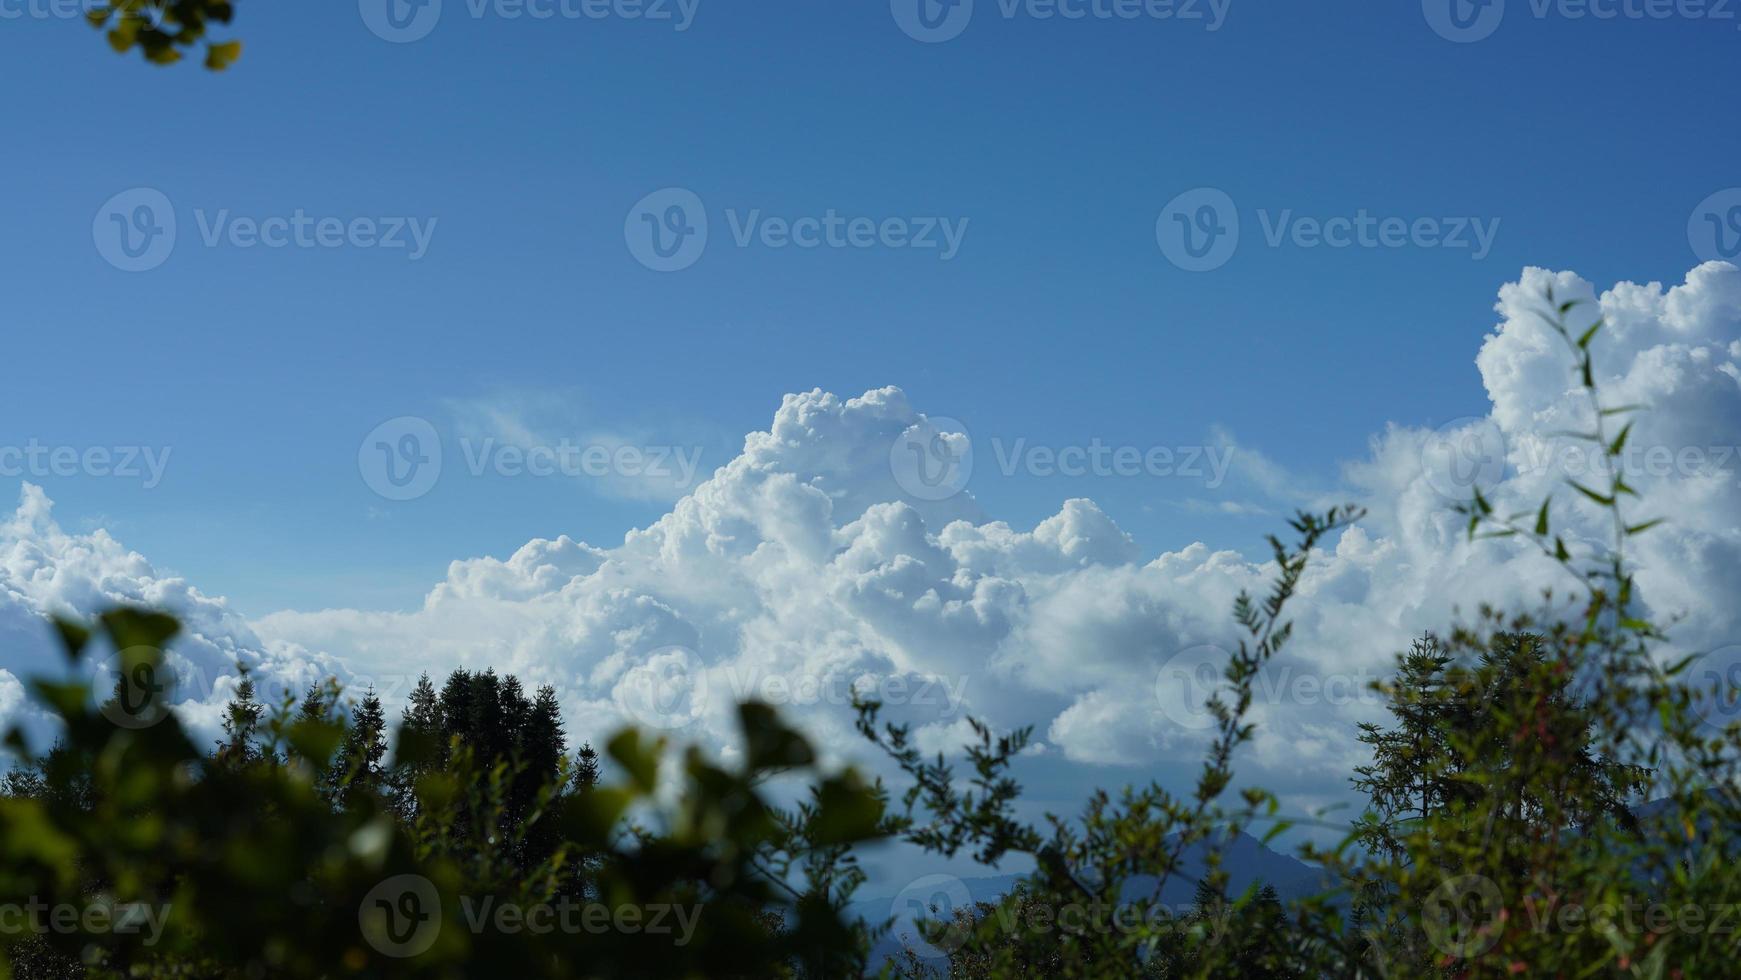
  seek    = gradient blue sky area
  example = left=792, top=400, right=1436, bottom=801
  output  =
left=2, top=1, right=1737, bottom=615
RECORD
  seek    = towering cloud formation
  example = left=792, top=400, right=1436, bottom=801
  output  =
left=4, top=264, right=1737, bottom=811
left=0, top=485, right=345, bottom=747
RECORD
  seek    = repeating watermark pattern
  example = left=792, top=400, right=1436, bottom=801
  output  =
left=1420, top=416, right=1508, bottom=504
left=891, top=0, right=1231, bottom=43
left=891, top=424, right=1236, bottom=498
left=1418, top=414, right=1741, bottom=504
left=625, top=187, right=709, bottom=272
left=360, top=0, right=445, bottom=42
left=1424, top=0, right=1740, bottom=43
left=1690, top=644, right=1741, bottom=730
left=1512, top=895, right=1741, bottom=939
left=358, top=875, right=700, bottom=957
left=455, top=897, right=701, bottom=943
left=92, top=648, right=200, bottom=730
left=890, top=874, right=974, bottom=956
left=458, top=438, right=703, bottom=487
left=891, top=0, right=976, bottom=41
left=0, top=441, right=172, bottom=489
left=1154, top=644, right=1231, bottom=730
left=94, top=188, right=177, bottom=273
left=0, top=899, right=172, bottom=946
left=722, top=669, right=971, bottom=717
left=1421, top=0, right=1508, bottom=41
left=1155, top=187, right=1239, bottom=272
left=94, top=189, right=438, bottom=270
left=613, top=645, right=709, bottom=729
left=358, top=416, right=703, bottom=501
left=890, top=416, right=975, bottom=501
left=1, top=0, right=105, bottom=20
left=989, top=439, right=1235, bottom=487
left=613, top=651, right=973, bottom=730
left=1154, top=644, right=1386, bottom=730
left=624, top=188, right=969, bottom=272
left=362, top=0, right=699, bottom=42
left=1690, top=188, right=1741, bottom=264
left=1513, top=439, right=1741, bottom=485
left=360, top=417, right=445, bottom=501
left=359, top=875, right=443, bottom=958
left=895, top=887, right=1233, bottom=951
left=1254, top=209, right=1500, bottom=260
left=1423, top=872, right=1741, bottom=959
left=192, top=209, right=438, bottom=259
left=1157, top=189, right=1501, bottom=271
left=1423, top=874, right=1506, bottom=958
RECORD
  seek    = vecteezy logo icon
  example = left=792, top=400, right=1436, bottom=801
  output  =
left=1420, top=416, right=1507, bottom=504
left=1422, top=0, right=1505, bottom=43
left=890, top=874, right=973, bottom=957
left=1156, top=188, right=1239, bottom=272
left=94, top=188, right=176, bottom=273
left=359, top=875, right=442, bottom=958
left=889, top=416, right=973, bottom=502
left=891, top=0, right=973, bottom=43
left=360, top=0, right=442, bottom=43
left=1689, top=189, right=1741, bottom=264
left=1154, top=644, right=1232, bottom=731
left=1422, top=874, right=1504, bottom=959
left=1690, top=644, right=1741, bottom=731
left=94, top=647, right=182, bottom=730
left=613, top=646, right=708, bottom=729
left=625, top=188, right=709, bottom=272
left=359, top=417, right=443, bottom=501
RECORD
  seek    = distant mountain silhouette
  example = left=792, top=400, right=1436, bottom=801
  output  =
left=857, top=829, right=1329, bottom=966
left=859, top=793, right=1741, bottom=965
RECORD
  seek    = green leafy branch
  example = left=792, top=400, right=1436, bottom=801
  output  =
left=86, top=0, right=242, bottom=70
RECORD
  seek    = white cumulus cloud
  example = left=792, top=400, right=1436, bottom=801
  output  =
left=5, top=264, right=1737, bottom=820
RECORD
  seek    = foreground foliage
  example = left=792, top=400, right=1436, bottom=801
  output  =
left=0, top=614, right=887, bottom=977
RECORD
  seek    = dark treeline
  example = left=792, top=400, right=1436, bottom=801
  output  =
left=209, top=668, right=605, bottom=880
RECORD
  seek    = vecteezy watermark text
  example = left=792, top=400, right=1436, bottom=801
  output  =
left=0, top=441, right=172, bottom=489
left=359, top=416, right=704, bottom=501
left=1423, top=873, right=1741, bottom=961
left=94, top=188, right=437, bottom=272
left=990, top=438, right=1235, bottom=487
left=887, top=418, right=1237, bottom=502
left=1514, top=440, right=1741, bottom=484
left=1155, top=644, right=1387, bottom=730
left=457, top=897, right=701, bottom=943
left=192, top=210, right=437, bottom=259
left=1156, top=188, right=1501, bottom=272
left=359, top=874, right=702, bottom=958
left=0, top=0, right=104, bottom=17
left=614, top=645, right=972, bottom=730
left=889, top=871, right=1243, bottom=958
left=720, top=670, right=970, bottom=718
left=361, top=0, right=701, bottom=43
left=891, top=0, right=1232, bottom=44
left=1423, top=0, right=1740, bottom=44
left=625, top=188, right=969, bottom=272
left=458, top=438, right=703, bottom=485
left=0, top=899, right=172, bottom=947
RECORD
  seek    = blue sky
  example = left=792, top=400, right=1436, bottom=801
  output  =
left=2, top=0, right=1738, bottom=617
